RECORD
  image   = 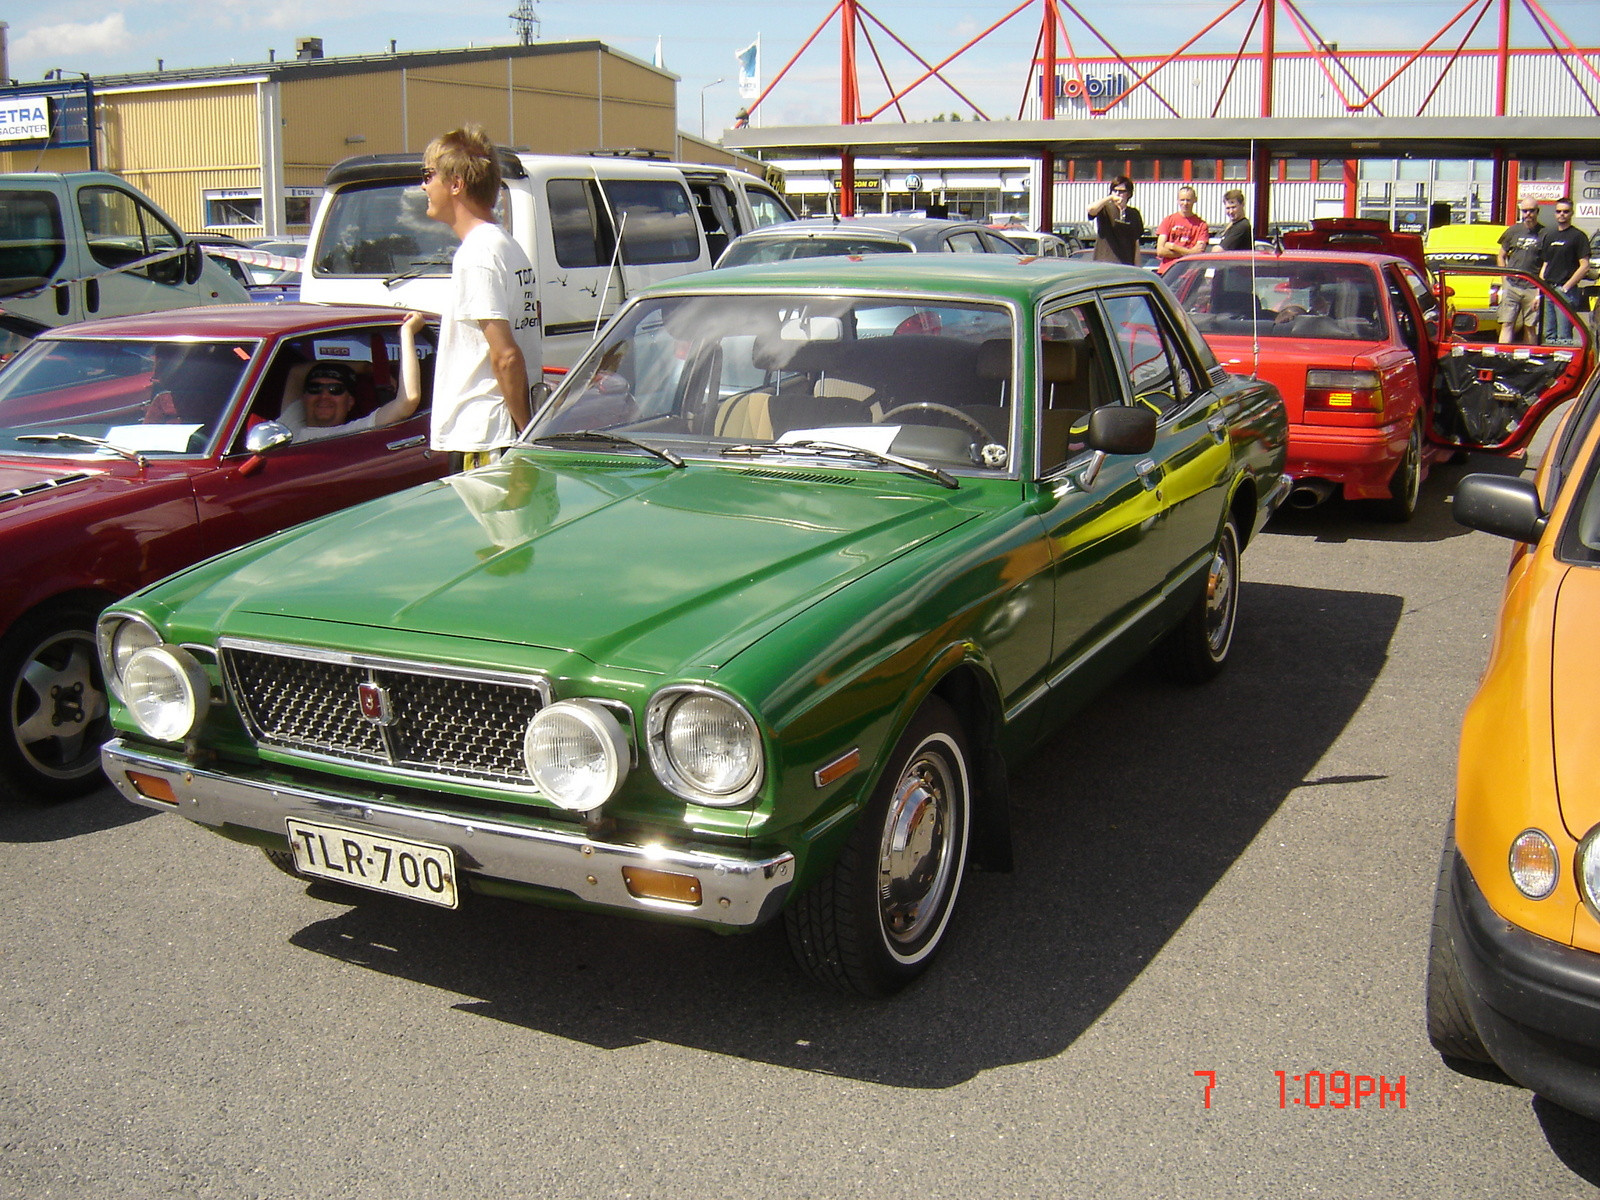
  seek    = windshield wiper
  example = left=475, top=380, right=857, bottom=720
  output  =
left=384, top=255, right=454, bottom=286
left=722, top=439, right=957, bottom=489
left=528, top=429, right=684, bottom=467
left=17, top=432, right=146, bottom=465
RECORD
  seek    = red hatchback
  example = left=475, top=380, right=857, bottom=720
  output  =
left=1162, top=243, right=1590, bottom=520
left=0, top=304, right=448, bottom=801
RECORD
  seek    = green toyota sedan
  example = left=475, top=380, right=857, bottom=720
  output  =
left=98, top=256, right=1288, bottom=995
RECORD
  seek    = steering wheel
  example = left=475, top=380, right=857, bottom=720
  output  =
left=880, top=401, right=996, bottom=444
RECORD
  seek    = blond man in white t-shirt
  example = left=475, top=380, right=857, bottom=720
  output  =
left=421, top=124, right=541, bottom=471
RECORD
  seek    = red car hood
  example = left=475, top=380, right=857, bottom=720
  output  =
left=0, top=458, right=106, bottom=504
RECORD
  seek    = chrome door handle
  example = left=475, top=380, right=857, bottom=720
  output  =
left=386, top=434, right=426, bottom=451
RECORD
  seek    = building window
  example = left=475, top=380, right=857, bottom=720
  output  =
left=204, top=194, right=263, bottom=227
left=1155, top=157, right=1188, bottom=181
left=1282, top=158, right=1313, bottom=181
left=285, top=196, right=314, bottom=226
left=1221, top=159, right=1249, bottom=180
left=1519, top=160, right=1566, bottom=181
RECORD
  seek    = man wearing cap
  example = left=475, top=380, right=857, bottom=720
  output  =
left=279, top=313, right=426, bottom=442
left=1498, top=200, right=1546, bottom=344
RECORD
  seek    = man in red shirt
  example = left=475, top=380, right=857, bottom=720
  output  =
left=1157, top=186, right=1210, bottom=261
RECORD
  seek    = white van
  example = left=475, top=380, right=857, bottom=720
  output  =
left=300, top=151, right=794, bottom=367
left=0, top=172, right=251, bottom=328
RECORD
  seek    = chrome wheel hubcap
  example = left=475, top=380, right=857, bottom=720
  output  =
left=1204, top=530, right=1238, bottom=658
left=12, top=631, right=108, bottom=780
left=878, top=745, right=959, bottom=949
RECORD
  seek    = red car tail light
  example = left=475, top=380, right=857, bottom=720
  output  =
left=1305, top=369, right=1384, bottom=414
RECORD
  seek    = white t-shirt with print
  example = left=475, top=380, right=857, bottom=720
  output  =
left=431, top=221, right=541, bottom=453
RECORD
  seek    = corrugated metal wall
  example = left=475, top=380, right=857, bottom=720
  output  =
left=96, top=84, right=260, bottom=231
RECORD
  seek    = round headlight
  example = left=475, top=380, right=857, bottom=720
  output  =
left=654, top=690, right=761, bottom=805
left=99, top=616, right=161, bottom=702
left=1509, top=829, right=1559, bottom=900
left=123, top=646, right=209, bottom=742
left=523, top=700, right=628, bottom=813
left=1577, top=829, right=1600, bottom=918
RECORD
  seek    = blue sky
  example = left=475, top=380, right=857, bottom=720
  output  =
left=8, top=0, right=1600, bottom=133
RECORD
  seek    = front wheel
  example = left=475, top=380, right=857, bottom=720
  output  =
left=0, top=602, right=111, bottom=803
left=785, top=696, right=972, bottom=996
left=1425, top=822, right=1491, bottom=1062
left=1156, top=514, right=1240, bottom=684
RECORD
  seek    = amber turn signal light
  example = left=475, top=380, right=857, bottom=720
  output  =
left=621, top=867, right=703, bottom=906
left=126, top=771, right=178, bottom=805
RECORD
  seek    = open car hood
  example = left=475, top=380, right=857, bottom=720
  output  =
left=1282, top=219, right=1427, bottom=273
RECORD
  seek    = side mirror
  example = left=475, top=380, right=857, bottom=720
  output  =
left=1453, top=472, right=1547, bottom=543
left=183, top=240, right=206, bottom=285
left=244, top=420, right=294, bottom=454
left=1085, top=405, right=1157, bottom=456
left=1452, top=312, right=1478, bottom=334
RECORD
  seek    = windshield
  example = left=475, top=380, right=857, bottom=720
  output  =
left=315, top=180, right=504, bottom=278
left=0, top=337, right=257, bottom=457
left=531, top=293, right=1017, bottom=474
left=1164, top=258, right=1388, bottom=341
left=719, top=236, right=913, bottom=268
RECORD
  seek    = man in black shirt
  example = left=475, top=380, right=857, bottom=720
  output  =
left=1219, top=189, right=1252, bottom=251
left=1088, top=176, right=1144, bottom=265
left=1540, top=196, right=1590, bottom=343
left=1498, top=200, right=1545, bottom=344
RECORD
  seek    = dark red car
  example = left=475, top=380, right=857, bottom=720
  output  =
left=1161, top=222, right=1590, bottom=520
left=0, top=304, right=447, bottom=800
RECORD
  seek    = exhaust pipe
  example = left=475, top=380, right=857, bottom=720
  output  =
left=1287, top=479, right=1337, bottom=509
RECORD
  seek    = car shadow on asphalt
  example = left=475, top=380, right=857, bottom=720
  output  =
left=282, top=576, right=1403, bottom=1088
left=1533, top=1097, right=1600, bottom=1182
left=1265, top=451, right=1526, bottom=546
left=0, top=785, right=155, bottom=843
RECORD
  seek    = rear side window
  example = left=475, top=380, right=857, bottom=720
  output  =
left=600, top=179, right=701, bottom=265
left=0, top=189, right=66, bottom=291
left=547, top=178, right=614, bottom=268
left=744, top=186, right=794, bottom=228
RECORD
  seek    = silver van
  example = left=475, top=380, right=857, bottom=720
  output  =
left=300, top=151, right=794, bottom=367
left=0, top=172, right=251, bottom=328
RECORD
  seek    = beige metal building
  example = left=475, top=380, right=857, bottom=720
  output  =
left=1, top=39, right=761, bottom=237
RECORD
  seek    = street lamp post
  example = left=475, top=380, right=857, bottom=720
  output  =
left=700, top=78, right=725, bottom=140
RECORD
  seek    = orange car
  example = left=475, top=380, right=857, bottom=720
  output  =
left=1426, top=372, right=1600, bottom=1123
left=1162, top=221, right=1590, bottom=521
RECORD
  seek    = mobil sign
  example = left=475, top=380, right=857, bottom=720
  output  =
left=1039, top=71, right=1130, bottom=106
left=0, top=101, right=51, bottom=143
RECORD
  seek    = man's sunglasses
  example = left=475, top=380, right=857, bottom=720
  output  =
left=305, top=382, right=349, bottom=396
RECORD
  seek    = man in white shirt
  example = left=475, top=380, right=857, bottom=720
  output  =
left=421, top=124, right=541, bottom=471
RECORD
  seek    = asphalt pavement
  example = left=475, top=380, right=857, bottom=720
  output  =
left=4, top=449, right=1599, bottom=1199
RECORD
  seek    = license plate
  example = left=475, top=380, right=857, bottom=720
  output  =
left=286, top=819, right=458, bottom=909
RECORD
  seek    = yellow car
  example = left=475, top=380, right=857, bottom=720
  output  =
left=1424, top=223, right=1509, bottom=338
left=1427, top=371, right=1600, bottom=1122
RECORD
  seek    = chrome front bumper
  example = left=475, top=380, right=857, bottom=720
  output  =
left=102, top=739, right=795, bottom=928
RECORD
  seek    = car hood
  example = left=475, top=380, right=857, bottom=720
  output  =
left=0, top=458, right=110, bottom=508
left=1552, top=563, right=1600, bottom=840
left=170, top=452, right=987, bottom=677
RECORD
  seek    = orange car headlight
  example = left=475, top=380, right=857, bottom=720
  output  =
left=1509, top=829, right=1559, bottom=900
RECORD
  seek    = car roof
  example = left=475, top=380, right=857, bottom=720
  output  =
left=653, top=253, right=1153, bottom=304
left=734, top=216, right=1000, bottom=244
left=1171, top=249, right=1409, bottom=270
left=41, top=303, right=415, bottom=340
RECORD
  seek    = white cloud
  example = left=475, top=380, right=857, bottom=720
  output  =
left=14, top=13, right=134, bottom=61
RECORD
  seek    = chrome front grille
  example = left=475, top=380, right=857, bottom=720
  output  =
left=220, top=638, right=550, bottom=790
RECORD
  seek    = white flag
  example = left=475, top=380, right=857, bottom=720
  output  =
left=736, top=39, right=759, bottom=100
